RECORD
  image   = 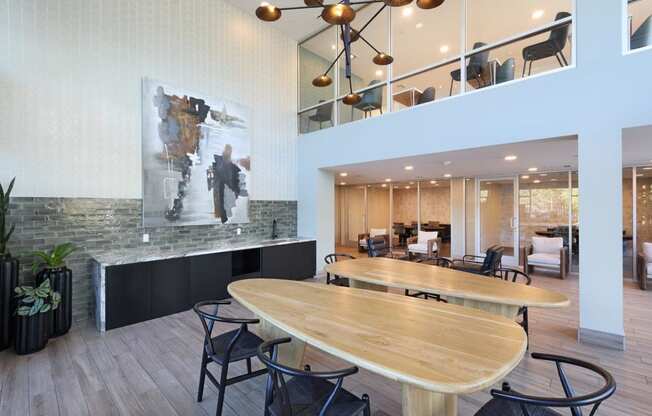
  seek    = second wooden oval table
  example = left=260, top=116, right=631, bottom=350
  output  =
left=324, top=257, right=570, bottom=319
left=228, top=279, right=527, bottom=416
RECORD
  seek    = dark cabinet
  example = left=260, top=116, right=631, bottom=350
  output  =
left=150, top=258, right=190, bottom=319
left=261, top=241, right=316, bottom=280
left=189, top=253, right=231, bottom=304
left=105, top=263, right=151, bottom=330
left=295, top=241, right=317, bottom=280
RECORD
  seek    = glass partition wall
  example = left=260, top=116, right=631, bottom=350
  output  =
left=627, top=0, right=652, bottom=52
left=299, top=0, right=574, bottom=133
left=622, top=165, right=652, bottom=281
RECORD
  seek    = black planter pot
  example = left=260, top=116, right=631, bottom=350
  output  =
left=14, top=310, right=51, bottom=355
left=0, top=257, right=19, bottom=351
left=36, top=267, right=72, bottom=337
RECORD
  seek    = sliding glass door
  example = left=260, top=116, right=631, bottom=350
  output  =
left=478, top=178, right=519, bottom=265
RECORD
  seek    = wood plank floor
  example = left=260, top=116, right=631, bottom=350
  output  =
left=1, top=270, right=651, bottom=415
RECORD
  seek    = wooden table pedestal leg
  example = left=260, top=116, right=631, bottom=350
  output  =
left=402, top=384, right=457, bottom=416
left=251, top=316, right=306, bottom=368
left=349, top=280, right=389, bottom=293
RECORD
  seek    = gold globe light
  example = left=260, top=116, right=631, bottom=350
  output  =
left=373, top=52, right=394, bottom=65
left=384, top=0, right=413, bottom=6
left=417, top=0, right=445, bottom=9
left=343, top=93, right=362, bottom=105
left=255, top=4, right=281, bottom=21
left=312, top=74, right=332, bottom=87
left=304, top=0, right=323, bottom=5
left=321, top=4, right=356, bottom=25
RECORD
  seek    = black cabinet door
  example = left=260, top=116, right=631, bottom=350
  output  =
left=189, top=253, right=232, bottom=305
left=261, top=244, right=295, bottom=279
left=105, top=263, right=151, bottom=330
left=150, top=258, right=190, bottom=319
left=295, top=241, right=317, bottom=280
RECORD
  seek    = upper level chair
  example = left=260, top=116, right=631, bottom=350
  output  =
left=631, top=15, right=652, bottom=50
left=416, top=87, right=436, bottom=105
left=475, top=353, right=616, bottom=416
left=522, top=12, right=571, bottom=77
left=636, top=241, right=652, bottom=290
left=358, top=228, right=389, bottom=252
left=324, top=253, right=354, bottom=287
left=308, top=100, right=333, bottom=131
left=450, top=42, right=490, bottom=95
left=193, top=300, right=267, bottom=416
left=257, top=337, right=371, bottom=416
left=354, top=80, right=383, bottom=118
left=495, top=57, right=516, bottom=85
left=523, top=237, right=569, bottom=279
left=452, top=245, right=504, bottom=276
left=494, top=268, right=532, bottom=344
left=407, top=230, right=442, bottom=260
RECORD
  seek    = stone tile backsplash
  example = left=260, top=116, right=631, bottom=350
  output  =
left=6, top=198, right=297, bottom=324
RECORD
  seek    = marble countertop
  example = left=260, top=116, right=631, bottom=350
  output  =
left=91, top=237, right=316, bottom=267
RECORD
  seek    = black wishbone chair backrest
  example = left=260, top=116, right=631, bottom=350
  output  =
left=324, top=253, right=355, bottom=265
left=494, top=268, right=532, bottom=286
left=491, top=353, right=616, bottom=416
left=193, top=300, right=259, bottom=358
left=258, top=338, right=359, bottom=416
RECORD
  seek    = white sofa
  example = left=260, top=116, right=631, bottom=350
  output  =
left=523, top=237, right=569, bottom=279
left=636, top=242, right=652, bottom=290
left=358, top=228, right=388, bottom=251
left=407, top=230, right=441, bottom=259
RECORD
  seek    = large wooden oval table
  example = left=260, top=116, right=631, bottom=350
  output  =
left=228, top=279, right=527, bottom=416
left=324, top=257, right=570, bottom=319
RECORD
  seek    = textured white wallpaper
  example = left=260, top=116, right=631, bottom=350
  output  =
left=0, top=0, right=298, bottom=200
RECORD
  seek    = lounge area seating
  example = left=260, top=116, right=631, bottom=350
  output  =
left=523, top=236, right=569, bottom=279
left=636, top=242, right=652, bottom=290
left=358, top=228, right=388, bottom=252
left=407, top=230, right=441, bottom=260
left=452, top=245, right=504, bottom=276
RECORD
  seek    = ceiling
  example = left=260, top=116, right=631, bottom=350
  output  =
left=327, top=127, right=652, bottom=185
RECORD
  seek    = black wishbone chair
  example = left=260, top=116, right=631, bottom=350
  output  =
left=193, top=300, right=267, bottom=416
left=405, top=257, right=453, bottom=302
left=257, top=338, right=371, bottom=416
left=475, top=353, right=616, bottom=416
left=494, top=267, right=532, bottom=345
left=324, top=253, right=355, bottom=287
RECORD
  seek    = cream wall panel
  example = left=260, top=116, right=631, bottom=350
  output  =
left=0, top=0, right=298, bottom=200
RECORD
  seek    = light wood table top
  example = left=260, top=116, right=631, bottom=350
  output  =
left=228, top=278, right=527, bottom=395
left=325, top=257, right=570, bottom=310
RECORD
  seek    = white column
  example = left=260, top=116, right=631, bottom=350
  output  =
left=298, top=168, right=334, bottom=271
left=449, top=178, right=466, bottom=258
left=577, top=126, right=625, bottom=349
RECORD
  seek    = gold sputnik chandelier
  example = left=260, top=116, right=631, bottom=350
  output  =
left=256, top=0, right=445, bottom=105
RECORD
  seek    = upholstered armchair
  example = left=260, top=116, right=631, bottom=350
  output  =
left=407, top=231, right=441, bottom=260
left=523, top=237, right=569, bottom=279
left=636, top=242, right=652, bottom=290
left=358, top=228, right=389, bottom=252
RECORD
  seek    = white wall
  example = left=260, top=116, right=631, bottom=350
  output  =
left=0, top=0, right=298, bottom=200
left=299, top=0, right=652, bottom=341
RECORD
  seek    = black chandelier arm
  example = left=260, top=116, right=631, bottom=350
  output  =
left=278, top=1, right=383, bottom=12
left=357, top=33, right=381, bottom=54
left=323, top=46, right=347, bottom=75
left=354, top=3, right=387, bottom=36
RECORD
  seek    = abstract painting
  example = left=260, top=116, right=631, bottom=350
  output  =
left=142, top=78, right=251, bottom=227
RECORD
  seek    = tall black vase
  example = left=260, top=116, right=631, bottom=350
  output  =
left=14, top=310, right=50, bottom=355
left=0, top=257, right=19, bottom=351
left=36, top=267, right=72, bottom=337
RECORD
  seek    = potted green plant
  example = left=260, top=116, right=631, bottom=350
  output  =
left=0, top=178, right=18, bottom=351
left=33, top=243, right=76, bottom=337
left=14, top=279, right=61, bottom=355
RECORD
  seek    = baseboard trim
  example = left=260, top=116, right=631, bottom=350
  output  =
left=578, top=327, right=625, bottom=351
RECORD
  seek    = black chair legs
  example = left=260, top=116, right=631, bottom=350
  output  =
left=363, top=393, right=371, bottom=416
left=198, top=349, right=209, bottom=402
left=216, top=364, right=229, bottom=416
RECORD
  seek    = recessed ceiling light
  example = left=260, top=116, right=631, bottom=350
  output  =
left=430, top=180, right=437, bottom=184
left=340, top=182, right=347, bottom=186
left=381, top=183, right=387, bottom=188
left=385, top=178, right=392, bottom=182
left=331, top=44, right=336, bottom=50
left=375, top=69, right=383, bottom=77
left=443, top=161, right=452, bottom=166
left=643, top=167, right=652, bottom=170
left=551, top=179, right=558, bottom=182
left=533, top=179, right=541, bottom=184
left=637, top=173, right=644, bottom=177
left=504, top=155, right=518, bottom=161
left=405, top=186, right=411, bottom=189
left=439, top=45, right=449, bottom=54
left=531, top=9, right=545, bottom=20
left=444, top=173, right=452, bottom=178
left=540, top=173, right=548, bottom=177
left=416, top=22, right=423, bottom=29
left=409, top=181, right=415, bottom=185
left=339, top=172, right=348, bottom=177
left=402, top=7, right=413, bottom=17
left=528, top=167, right=538, bottom=172
left=404, top=165, right=414, bottom=171
left=350, top=53, right=357, bottom=60
left=521, top=175, right=530, bottom=179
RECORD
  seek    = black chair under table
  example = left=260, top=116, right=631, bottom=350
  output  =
left=193, top=300, right=268, bottom=416
left=452, top=245, right=504, bottom=276
left=405, top=257, right=453, bottom=302
left=324, top=253, right=355, bottom=287
left=258, top=337, right=371, bottom=416
left=494, top=267, right=532, bottom=345
left=475, top=353, right=616, bottom=416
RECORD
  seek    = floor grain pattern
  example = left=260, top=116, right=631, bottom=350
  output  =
left=0, top=271, right=650, bottom=416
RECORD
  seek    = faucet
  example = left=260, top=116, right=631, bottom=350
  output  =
left=272, top=218, right=278, bottom=240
